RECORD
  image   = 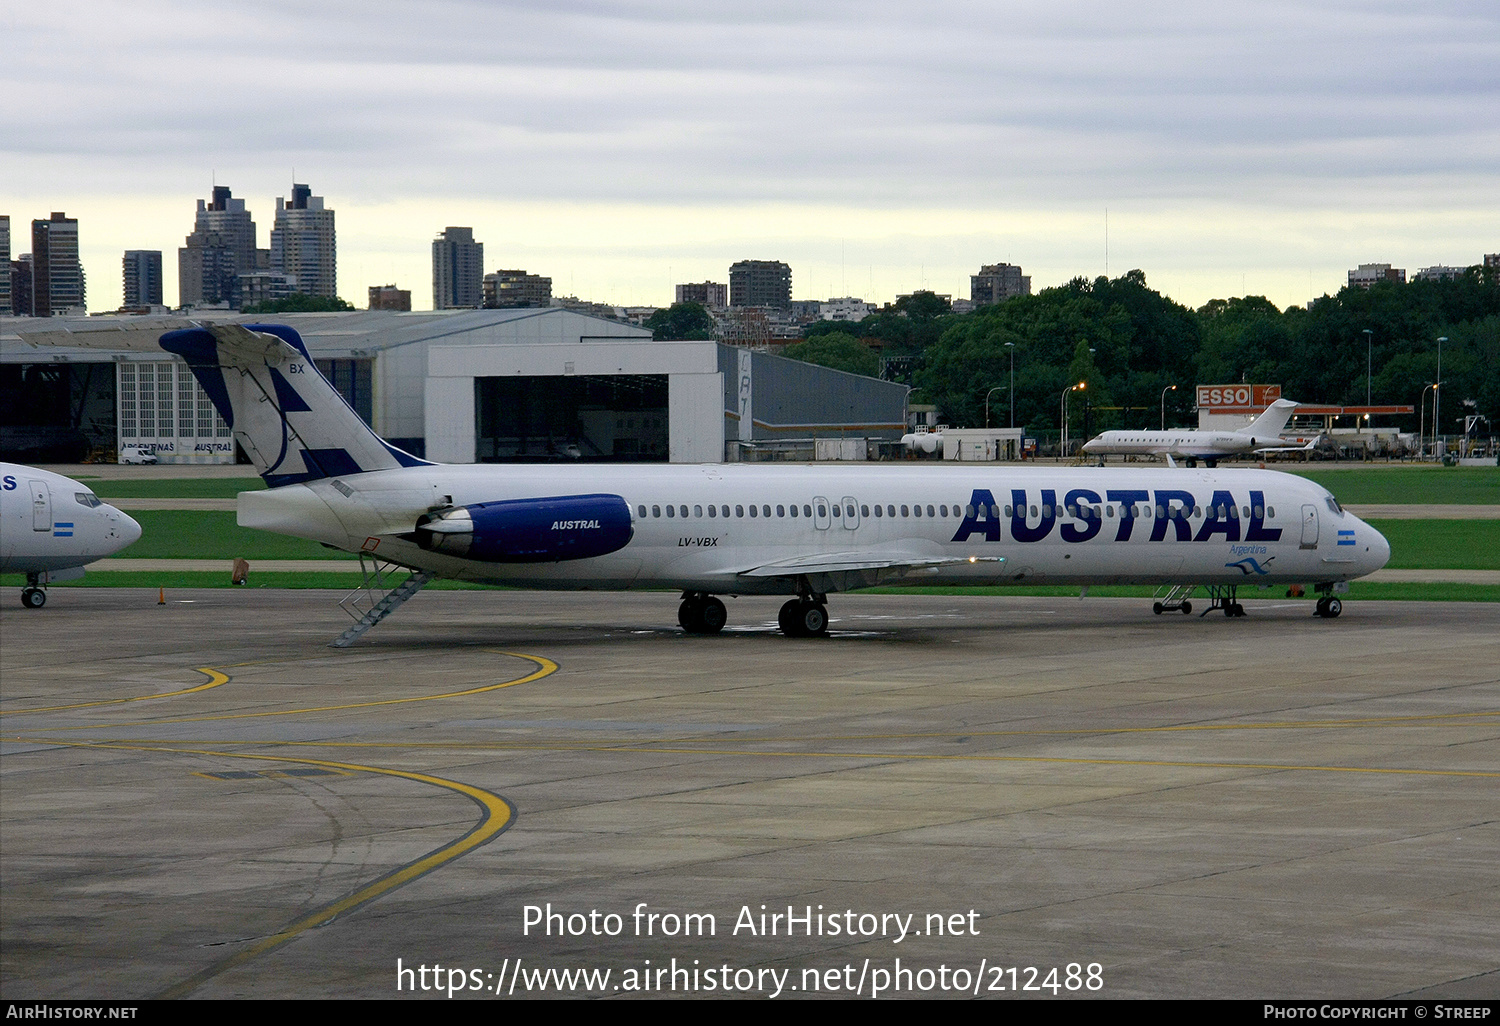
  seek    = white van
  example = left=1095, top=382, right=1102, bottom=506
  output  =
left=118, top=445, right=158, bottom=465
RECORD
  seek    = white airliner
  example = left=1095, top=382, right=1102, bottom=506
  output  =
left=29, top=323, right=1391, bottom=638
left=1, top=463, right=143, bottom=607
left=1082, top=399, right=1314, bottom=467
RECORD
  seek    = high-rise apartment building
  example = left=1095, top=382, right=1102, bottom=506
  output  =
left=970, top=263, right=1031, bottom=306
left=179, top=186, right=263, bottom=307
left=9, top=256, right=33, bottom=316
left=728, top=260, right=792, bottom=309
left=123, top=250, right=163, bottom=308
left=0, top=215, right=10, bottom=315
left=433, top=227, right=484, bottom=309
left=675, top=281, right=727, bottom=309
left=482, top=269, right=551, bottom=308
left=1348, top=263, right=1406, bottom=289
left=31, top=212, right=85, bottom=316
left=271, top=183, right=337, bottom=299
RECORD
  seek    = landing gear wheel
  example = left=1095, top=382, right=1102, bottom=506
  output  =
left=778, top=599, right=802, bottom=636
left=799, top=603, right=829, bottom=637
left=698, top=597, right=727, bottom=633
left=678, top=595, right=727, bottom=634
left=1153, top=602, right=1164, bottom=615
left=1315, top=596, right=1342, bottom=618
left=779, top=599, right=828, bottom=637
left=1180, top=601, right=1192, bottom=615
left=21, top=587, right=46, bottom=609
left=1226, top=602, right=1246, bottom=618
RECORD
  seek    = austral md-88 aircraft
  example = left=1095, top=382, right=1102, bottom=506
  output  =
left=2, top=463, right=142, bottom=607
left=54, top=323, right=1389, bottom=641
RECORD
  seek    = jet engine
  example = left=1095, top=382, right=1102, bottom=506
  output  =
left=414, top=494, right=633, bottom=562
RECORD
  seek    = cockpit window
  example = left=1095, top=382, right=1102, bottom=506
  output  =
left=1325, top=494, right=1344, bottom=516
left=75, top=491, right=102, bottom=508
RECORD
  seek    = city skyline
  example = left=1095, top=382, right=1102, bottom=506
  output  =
left=4, top=2, right=1496, bottom=314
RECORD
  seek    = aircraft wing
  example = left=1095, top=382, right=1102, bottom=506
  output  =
left=736, top=550, right=1003, bottom=578
left=1253, top=440, right=1316, bottom=453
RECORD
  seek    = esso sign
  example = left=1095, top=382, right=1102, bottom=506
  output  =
left=1197, top=384, right=1281, bottom=411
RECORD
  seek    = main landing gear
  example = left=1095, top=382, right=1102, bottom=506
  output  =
left=678, top=592, right=728, bottom=635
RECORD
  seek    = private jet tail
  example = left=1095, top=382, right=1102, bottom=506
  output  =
left=161, top=324, right=431, bottom=487
left=1243, top=398, right=1298, bottom=438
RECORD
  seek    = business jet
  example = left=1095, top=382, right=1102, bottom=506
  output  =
left=25, top=323, right=1390, bottom=640
left=1, top=463, right=143, bottom=607
left=1082, top=399, right=1315, bottom=467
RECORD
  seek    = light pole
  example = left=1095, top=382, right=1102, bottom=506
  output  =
left=1436, top=336, right=1447, bottom=454
left=1061, top=382, right=1085, bottom=457
left=1161, top=384, right=1176, bottom=430
left=1005, top=341, right=1015, bottom=429
left=1420, top=383, right=1436, bottom=457
left=984, top=386, right=1006, bottom=429
left=1362, top=328, right=1373, bottom=410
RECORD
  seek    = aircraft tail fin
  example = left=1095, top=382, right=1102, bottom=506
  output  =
left=160, top=323, right=431, bottom=487
left=1244, top=398, right=1298, bottom=437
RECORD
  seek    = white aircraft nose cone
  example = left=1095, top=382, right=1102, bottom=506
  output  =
left=1368, top=525, right=1391, bottom=572
left=112, top=509, right=143, bottom=553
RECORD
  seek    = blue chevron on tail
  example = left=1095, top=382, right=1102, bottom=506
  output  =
left=160, top=323, right=431, bottom=487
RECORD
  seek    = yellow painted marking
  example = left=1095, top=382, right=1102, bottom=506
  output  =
left=0, top=668, right=230, bottom=716
left=21, top=738, right=515, bottom=1000
left=23, top=651, right=557, bottom=731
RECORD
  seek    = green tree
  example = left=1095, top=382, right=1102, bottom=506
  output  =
left=644, top=302, right=715, bottom=340
left=780, top=332, right=881, bottom=377
left=241, top=293, right=354, bottom=314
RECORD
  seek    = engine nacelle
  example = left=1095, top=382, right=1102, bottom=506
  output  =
left=414, top=494, right=633, bottom=562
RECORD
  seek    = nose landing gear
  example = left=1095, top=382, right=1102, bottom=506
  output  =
left=678, top=592, right=728, bottom=634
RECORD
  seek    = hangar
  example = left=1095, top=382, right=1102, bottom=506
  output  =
left=2, top=310, right=908, bottom=464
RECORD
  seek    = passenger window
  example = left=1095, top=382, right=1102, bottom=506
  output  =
left=680, top=505, right=688, bottom=518
left=964, top=504, right=974, bottom=517
left=861, top=505, right=869, bottom=517
left=736, top=505, right=744, bottom=517
left=846, top=504, right=856, bottom=518
left=652, top=505, right=661, bottom=518
left=887, top=505, right=895, bottom=517
left=790, top=505, right=799, bottom=518
left=666, top=505, right=675, bottom=518
left=1253, top=505, right=1263, bottom=518
left=831, top=505, right=841, bottom=518
left=1005, top=505, right=1013, bottom=517
left=926, top=505, right=935, bottom=517
left=763, top=505, right=772, bottom=517
left=873, top=505, right=883, bottom=517
left=939, top=505, right=948, bottom=517
left=1267, top=506, right=1276, bottom=518
left=749, top=504, right=758, bottom=517
left=1030, top=505, right=1039, bottom=517
left=777, top=504, right=785, bottom=517
left=1106, top=505, right=1114, bottom=518
left=1155, top=505, right=1165, bottom=518
left=708, top=505, right=717, bottom=517
left=694, top=505, right=703, bottom=518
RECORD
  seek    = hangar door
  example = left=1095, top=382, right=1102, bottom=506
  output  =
left=475, top=375, right=668, bottom=463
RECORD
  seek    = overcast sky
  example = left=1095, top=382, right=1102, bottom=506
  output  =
left=4, top=0, right=1497, bottom=312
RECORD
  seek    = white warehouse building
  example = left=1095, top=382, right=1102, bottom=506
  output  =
left=3, top=309, right=908, bottom=465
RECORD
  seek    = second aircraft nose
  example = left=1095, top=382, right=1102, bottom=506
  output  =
left=110, top=509, right=143, bottom=553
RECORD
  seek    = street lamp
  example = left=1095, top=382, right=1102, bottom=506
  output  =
left=1005, top=341, right=1016, bottom=429
left=1061, top=381, right=1086, bottom=457
left=1161, top=384, right=1177, bottom=430
left=1420, top=383, right=1436, bottom=458
left=1362, top=328, right=1373, bottom=408
left=984, top=386, right=1006, bottom=429
left=1436, top=337, right=1447, bottom=455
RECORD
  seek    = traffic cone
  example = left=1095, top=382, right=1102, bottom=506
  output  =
left=158, top=587, right=165, bottom=605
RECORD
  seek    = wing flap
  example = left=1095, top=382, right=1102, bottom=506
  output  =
left=737, top=551, right=1003, bottom=577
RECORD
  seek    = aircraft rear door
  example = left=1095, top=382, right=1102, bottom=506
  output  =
left=29, top=480, right=51, bottom=532
left=1299, top=503, right=1318, bottom=549
left=841, top=496, right=860, bottom=530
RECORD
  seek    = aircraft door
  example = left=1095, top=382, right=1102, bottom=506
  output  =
left=1299, top=503, right=1318, bottom=549
left=29, top=480, right=51, bottom=532
left=813, top=496, right=831, bottom=530
left=841, top=496, right=860, bottom=530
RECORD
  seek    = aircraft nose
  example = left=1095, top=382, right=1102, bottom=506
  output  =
left=1366, top=522, right=1390, bottom=572
left=112, top=509, right=143, bottom=552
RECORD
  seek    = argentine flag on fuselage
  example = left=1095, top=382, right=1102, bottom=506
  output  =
left=161, top=323, right=430, bottom=488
